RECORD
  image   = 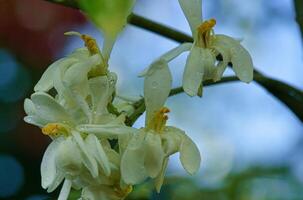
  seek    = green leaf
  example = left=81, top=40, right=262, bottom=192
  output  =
left=254, top=71, right=303, bottom=122
left=78, top=0, right=135, bottom=38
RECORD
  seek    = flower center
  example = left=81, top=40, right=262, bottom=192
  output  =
left=147, top=107, right=170, bottom=133
left=42, top=123, right=70, bottom=137
left=197, top=18, right=216, bottom=48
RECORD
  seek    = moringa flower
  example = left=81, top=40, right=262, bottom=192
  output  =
left=120, top=69, right=201, bottom=192
left=178, top=0, right=254, bottom=96
left=24, top=32, right=136, bottom=200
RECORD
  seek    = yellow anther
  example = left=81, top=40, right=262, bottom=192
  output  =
left=64, top=31, right=108, bottom=76
left=197, top=18, right=217, bottom=48
left=147, top=107, right=170, bottom=133
left=64, top=31, right=101, bottom=55
left=42, top=123, right=69, bottom=137
left=198, top=18, right=216, bottom=33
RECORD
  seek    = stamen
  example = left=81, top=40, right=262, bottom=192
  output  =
left=64, top=31, right=101, bottom=55
left=64, top=31, right=108, bottom=76
left=42, top=123, right=69, bottom=137
left=147, top=107, right=170, bottom=133
left=197, top=18, right=217, bottom=48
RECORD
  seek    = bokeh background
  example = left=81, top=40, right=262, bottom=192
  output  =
left=0, top=0, right=303, bottom=199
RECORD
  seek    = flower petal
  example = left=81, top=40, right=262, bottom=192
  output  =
left=24, top=98, right=36, bottom=116
left=72, top=131, right=99, bottom=178
left=210, top=44, right=231, bottom=81
left=55, top=137, right=83, bottom=177
left=144, top=133, right=164, bottom=178
left=121, top=132, right=148, bottom=184
left=182, top=46, right=213, bottom=96
left=215, top=35, right=253, bottom=82
left=76, top=124, right=137, bottom=139
left=46, top=171, right=65, bottom=193
left=178, top=0, right=202, bottom=37
left=160, top=43, right=192, bottom=63
left=180, top=134, right=201, bottom=175
left=85, top=134, right=111, bottom=176
left=142, top=60, right=172, bottom=124
left=31, top=92, right=73, bottom=124
left=41, top=139, right=61, bottom=189
left=154, top=157, right=169, bottom=193
left=34, top=58, right=62, bottom=92
left=24, top=116, right=48, bottom=127
left=58, top=179, right=72, bottom=200
left=63, top=54, right=102, bottom=121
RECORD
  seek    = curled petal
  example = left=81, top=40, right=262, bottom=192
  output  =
left=210, top=44, right=231, bottom=81
left=76, top=124, right=137, bottom=139
left=183, top=46, right=213, bottom=96
left=144, top=133, right=164, bottom=178
left=178, top=0, right=202, bottom=37
left=89, top=76, right=109, bottom=115
left=55, top=137, right=83, bottom=177
left=31, top=92, right=73, bottom=124
left=41, top=139, right=62, bottom=189
left=46, top=171, right=65, bottom=193
left=58, top=179, right=72, bottom=200
left=215, top=35, right=254, bottom=82
left=72, top=131, right=99, bottom=178
left=85, top=134, right=111, bottom=176
left=180, top=134, right=201, bottom=175
left=162, top=126, right=183, bottom=155
left=121, top=132, right=147, bottom=184
left=160, top=43, right=192, bottom=62
left=154, top=157, right=169, bottom=193
left=142, top=60, right=172, bottom=124
left=34, top=58, right=63, bottom=92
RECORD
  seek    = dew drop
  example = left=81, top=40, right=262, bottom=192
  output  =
left=151, top=81, right=158, bottom=88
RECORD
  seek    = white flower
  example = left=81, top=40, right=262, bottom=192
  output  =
left=178, top=0, right=254, bottom=96
left=24, top=32, right=136, bottom=199
left=120, top=67, right=201, bottom=192
left=24, top=90, right=133, bottom=199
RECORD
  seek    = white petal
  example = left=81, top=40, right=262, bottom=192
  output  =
left=182, top=46, right=206, bottom=96
left=160, top=43, right=192, bottom=63
left=24, top=116, right=48, bottom=127
left=215, top=35, right=254, bottom=82
left=143, top=60, right=172, bottom=124
left=41, top=139, right=61, bottom=189
left=31, top=92, right=73, bottom=124
left=72, top=131, right=99, bottom=178
left=63, top=54, right=102, bottom=121
left=144, top=133, right=164, bottom=178
left=24, top=98, right=36, bottom=116
left=34, top=58, right=62, bottom=92
left=154, top=157, right=169, bottom=193
left=180, top=134, right=201, bottom=175
left=89, top=76, right=109, bottom=115
left=46, top=171, right=65, bottom=193
left=85, top=134, right=111, bottom=176
left=210, top=44, right=231, bottom=81
left=55, top=137, right=83, bottom=177
left=121, top=132, right=148, bottom=184
left=58, top=179, right=72, bottom=200
left=76, top=124, right=137, bottom=139
left=178, top=0, right=202, bottom=37
left=162, top=126, right=183, bottom=155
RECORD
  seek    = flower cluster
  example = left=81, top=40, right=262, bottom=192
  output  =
left=23, top=0, right=254, bottom=199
